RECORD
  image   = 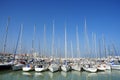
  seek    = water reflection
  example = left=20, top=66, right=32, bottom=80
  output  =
left=61, top=71, right=67, bottom=77
left=22, top=72, right=32, bottom=76
left=34, top=72, right=43, bottom=77
left=0, top=70, right=120, bottom=80
left=48, top=71, right=54, bottom=78
left=72, top=71, right=81, bottom=76
left=88, top=73, right=97, bottom=77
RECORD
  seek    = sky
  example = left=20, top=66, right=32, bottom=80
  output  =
left=0, top=0, right=120, bottom=58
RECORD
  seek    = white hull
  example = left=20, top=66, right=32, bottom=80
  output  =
left=106, top=64, right=111, bottom=70
left=83, top=64, right=97, bottom=73
left=111, top=65, right=120, bottom=70
left=83, top=67, right=97, bottom=73
left=12, top=64, right=24, bottom=70
left=71, top=64, right=81, bottom=71
left=61, top=65, right=70, bottom=72
left=34, top=63, right=49, bottom=72
left=48, top=64, right=59, bottom=72
left=97, top=64, right=106, bottom=71
left=35, top=66, right=48, bottom=72
left=22, top=67, right=33, bottom=72
left=35, top=67, right=46, bottom=72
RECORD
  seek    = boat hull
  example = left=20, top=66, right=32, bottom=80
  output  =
left=22, top=67, right=33, bottom=72
left=111, top=65, right=120, bottom=70
left=83, top=67, right=97, bottom=73
left=71, top=64, right=81, bottom=71
left=12, top=64, right=24, bottom=71
left=97, top=64, right=106, bottom=71
left=61, top=65, right=70, bottom=72
left=0, top=63, right=12, bottom=70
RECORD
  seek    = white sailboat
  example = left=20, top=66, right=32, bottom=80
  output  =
left=71, top=26, right=81, bottom=71
left=97, top=38, right=107, bottom=71
left=110, top=60, right=120, bottom=70
left=71, top=62, right=81, bottom=71
left=61, top=26, right=71, bottom=72
left=23, top=25, right=36, bottom=72
left=48, top=21, right=60, bottom=72
left=12, top=24, right=26, bottom=71
left=111, top=64, right=120, bottom=70
left=35, top=65, right=47, bottom=72
left=82, top=19, right=97, bottom=73
left=22, top=63, right=34, bottom=71
left=35, top=60, right=49, bottom=72
left=12, top=62, right=25, bottom=71
left=105, top=64, right=111, bottom=70
left=83, top=64, right=97, bottom=73
left=97, top=63, right=106, bottom=71
left=49, top=62, right=60, bottom=72
left=35, top=24, right=48, bottom=72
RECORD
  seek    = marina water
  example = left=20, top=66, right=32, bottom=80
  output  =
left=0, top=70, right=120, bottom=80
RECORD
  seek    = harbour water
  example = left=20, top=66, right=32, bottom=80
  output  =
left=0, top=70, right=120, bottom=80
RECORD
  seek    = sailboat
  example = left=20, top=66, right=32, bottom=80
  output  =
left=35, top=59, right=49, bottom=72
left=35, top=24, right=49, bottom=72
left=48, top=61, right=60, bottom=72
left=110, top=61, right=120, bottom=70
left=61, top=26, right=71, bottom=72
left=0, top=17, right=13, bottom=70
left=83, top=63, right=97, bottom=73
left=96, top=38, right=107, bottom=71
left=71, top=26, right=81, bottom=71
left=109, top=44, right=120, bottom=70
left=48, top=21, right=60, bottom=72
left=82, top=19, right=97, bottom=73
left=12, top=24, right=26, bottom=71
left=22, top=25, right=36, bottom=72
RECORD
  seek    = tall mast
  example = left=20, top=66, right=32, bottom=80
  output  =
left=32, top=24, right=36, bottom=54
left=44, top=24, right=46, bottom=57
left=102, top=34, right=106, bottom=58
left=65, top=25, right=67, bottom=59
left=3, top=17, right=10, bottom=53
left=58, top=38, right=61, bottom=59
left=52, top=21, right=55, bottom=59
left=94, top=33, right=97, bottom=58
left=91, top=32, right=94, bottom=58
left=14, top=24, right=23, bottom=55
left=76, top=26, right=80, bottom=58
left=17, top=24, right=23, bottom=54
left=38, top=38, right=41, bottom=57
left=84, top=18, right=90, bottom=58
left=112, top=43, right=117, bottom=57
left=92, top=32, right=97, bottom=58
left=71, top=41, right=73, bottom=59
left=98, top=39, right=101, bottom=59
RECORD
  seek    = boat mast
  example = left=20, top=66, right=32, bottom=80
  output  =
left=32, top=25, right=36, bottom=54
left=38, top=38, right=41, bottom=57
left=98, top=39, right=101, bottom=59
left=102, top=34, right=107, bottom=58
left=3, top=17, right=10, bottom=53
left=17, top=24, right=23, bottom=54
left=76, top=25, right=80, bottom=58
left=14, top=24, right=23, bottom=57
left=65, top=25, right=67, bottom=59
left=84, top=18, right=90, bottom=58
left=70, top=41, right=73, bottom=60
left=44, top=24, right=46, bottom=58
left=52, top=21, right=55, bottom=59
left=92, top=32, right=97, bottom=58
left=94, top=33, right=97, bottom=58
